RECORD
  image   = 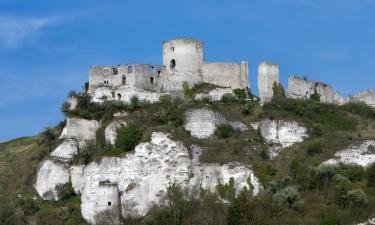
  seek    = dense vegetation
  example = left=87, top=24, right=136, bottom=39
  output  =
left=2, top=83, right=375, bottom=224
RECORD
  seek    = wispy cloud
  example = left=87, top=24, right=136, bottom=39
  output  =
left=0, top=16, right=58, bottom=47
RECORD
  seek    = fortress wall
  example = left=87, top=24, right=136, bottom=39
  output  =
left=201, top=62, right=249, bottom=89
left=288, top=76, right=343, bottom=104
left=352, top=90, right=375, bottom=107
left=258, top=62, right=279, bottom=103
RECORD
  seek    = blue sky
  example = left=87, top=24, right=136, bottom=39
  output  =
left=0, top=0, right=374, bottom=141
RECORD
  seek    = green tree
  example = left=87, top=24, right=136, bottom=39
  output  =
left=115, top=123, right=143, bottom=152
left=272, top=81, right=286, bottom=101
left=367, top=163, right=375, bottom=188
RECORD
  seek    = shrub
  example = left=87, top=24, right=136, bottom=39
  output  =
left=346, top=189, right=368, bottom=207
left=240, top=102, right=255, bottom=115
left=16, top=198, right=39, bottom=217
left=305, top=139, right=325, bottom=155
left=0, top=203, right=26, bottom=225
left=68, top=91, right=77, bottom=98
left=38, top=127, right=57, bottom=152
left=56, top=182, right=76, bottom=201
left=233, top=89, right=247, bottom=104
left=221, top=94, right=237, bottom=105
left=182, top=81, right=194, bottom=99
left=214, top=124, right=234, bottom=138
left=216, top=178, right=236, bottom=202
left=315, top=165, right=336, bottom=187
left=367, top=163, right=375, bottom=188
left=273, top=186, right=304, bottom=210
left=310, top=90, right=321, bottom=102
left=272, top=82, right=286, bottom=101
left=129, top=96, right=140, bottom=111
left=115, top=123, right=143, bottom=152
left=60, top=102, right=70, bottom=114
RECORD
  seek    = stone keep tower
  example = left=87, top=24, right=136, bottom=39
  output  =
left=162, top=38, right=204, bottom=91
left=258, top=62, right=279, bottom=103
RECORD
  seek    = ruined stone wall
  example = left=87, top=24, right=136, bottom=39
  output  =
left=352, top=89, right=375, bottom=107
left=161, top=38, right=204, bottom=91
left=258, top=62, right=279, bottom=103
left=201, top=61, right=249, bottom=90
left=66, top=118, right=100, bottom=143
left=287, top=76, right=344, bottom=104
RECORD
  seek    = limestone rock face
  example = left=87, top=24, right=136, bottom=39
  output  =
left=34, top=160, right=70, bottom=200
left=50, top=139, right=79, bottom=162
left=184, top=108, right=248, bottom=139
left=322, top=141, right=375, bottom=167
left=189, top=145, right=261, bottom=196
left=260, top=119, right=308, bottom=158
left=195, top=88, right=233, bottom=102
left=77, top=132, right=260, bottom=223
left=59, top=126, right=68, bottom=139
left=70, top=165, right=85, bottom=194
left=184, top=109, right=226, bottom=138
left=66, top=118, right=99, bottom=145
left=104, top=120, right=127, bottom=145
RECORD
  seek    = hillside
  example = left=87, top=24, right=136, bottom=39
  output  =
left=2, top=84, right=375, bottom=225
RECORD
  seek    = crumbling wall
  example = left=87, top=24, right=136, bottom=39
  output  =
left=287, top=76, right=344, bottom=104
left=201, top=61, right=249, bottom=90
left=258, top=62, right=279, bottom=103
left=352, top=89, right=375, bottom=107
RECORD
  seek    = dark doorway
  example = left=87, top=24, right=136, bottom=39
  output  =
left=170, top=59, right=176, bottom=70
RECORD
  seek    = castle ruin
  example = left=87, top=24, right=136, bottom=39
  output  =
left=88, top=38, right=249, bottom=103
left=85, top=38, right=375, bottom=107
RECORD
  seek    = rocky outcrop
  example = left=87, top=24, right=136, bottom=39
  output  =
left=50, top=139, right=79, bottom=162
left=35, top=132, right=261, bottom=224
left=322, top=141, right=375, bottom=167
left=260, top=119, right=308, bottom=158
left=287, top=76, right=346, bottom=104
left=66, top=118, right=100, bottom=145
left=184, top=108, right=248, bottom=139
left=34, top=160, right=70, bottom=200
left=195, top=88, right=233, bottom=102
left=104, top=120, right=127, bottom=145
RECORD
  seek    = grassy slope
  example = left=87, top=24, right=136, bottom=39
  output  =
left=2, top=95, right=375, bottom=224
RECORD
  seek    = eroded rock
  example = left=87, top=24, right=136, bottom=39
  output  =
left=77, top=132, right=260, bottom=223
left=105, top=120, right=127, bottom=145
left=260, top=119, right=308, bottom=158
left=34, top=160, right=70, bottom=200
left=184, top=108, right=248, bottom=139
left=50, top=139, right=79, bottom=162
left=322, top=140, right=375, bottom=167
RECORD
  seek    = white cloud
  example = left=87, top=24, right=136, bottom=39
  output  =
left=0, top=16, right=57, bottom=47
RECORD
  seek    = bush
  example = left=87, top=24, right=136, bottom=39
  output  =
left=273, top=186, right=304, bottom=210
left=367, top=163, right=375, bottom=188
left=115, top=123, right=143, bottom=152
left=305, top=139, right=325, bottom=155
left=16, top=198, right=38, bottom=217
left=0, top=203, right=26, bottom=225
left=129, top=96, right=140, bottom=111
left=240, top=102, right=255, bottom=115
left=60, top=102, right=70, bottom=114
left=310, top=90, right=321, bottom=102
left=272, top=82, right=286, bottom=101
left=182, top=81, right=194, bottom=100
left=214, top=124, right=234, bottom=138
left=221, top=94, right=237, bottom=105
left=56, top=183, right=76, bottom=201
left=346, top=189, right=368, bottom=207
left=216, top=178, right=236, bottom=202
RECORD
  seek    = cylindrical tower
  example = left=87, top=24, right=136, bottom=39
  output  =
left=162, top=38, right=204, bottom=75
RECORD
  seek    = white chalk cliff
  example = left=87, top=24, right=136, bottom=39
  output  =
left=322, top=140, right=375, bottom=167
left=260, top=119, right=308, bottom=158
left=35, top=132, right=261, bottom=224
